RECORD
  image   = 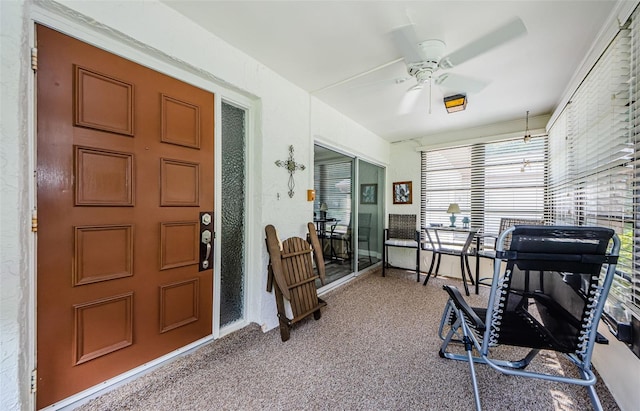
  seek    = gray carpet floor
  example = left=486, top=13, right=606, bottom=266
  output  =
left=77, top=268, right=619, bottom=411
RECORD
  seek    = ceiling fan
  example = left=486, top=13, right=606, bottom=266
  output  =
left=391, top=17, right=527, bottom=114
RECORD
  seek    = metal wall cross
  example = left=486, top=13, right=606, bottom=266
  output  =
left=275, top=145, right=306, bottom=198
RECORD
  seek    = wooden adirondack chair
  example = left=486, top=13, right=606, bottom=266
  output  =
left=265, top=222, right=327, bottom=341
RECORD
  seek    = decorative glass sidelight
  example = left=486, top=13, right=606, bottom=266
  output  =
left=220, top=102, right=246, bottom=326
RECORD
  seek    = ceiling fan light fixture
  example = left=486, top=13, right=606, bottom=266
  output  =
left=444, top=94, right=467, bottom=113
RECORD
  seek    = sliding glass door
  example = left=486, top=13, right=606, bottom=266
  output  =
left=313, top=145, right=354, bottom=285
left=312, top=145, right=385, bottom=287
left=357, top=159, right=384, bottom=271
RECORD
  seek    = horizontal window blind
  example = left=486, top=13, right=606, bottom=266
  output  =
left=547, top=109, right=572, bottom=225
left=314, top=161, right=353, bottom=228
left=422, top=146, right=471, bottom=228
left=630, top=10, right=640, bottom=315
left=421, top=137, right=547, bottom=237
left=548, top=26, right=637, bottom=315
left=481, top=137, right=547, bottom=235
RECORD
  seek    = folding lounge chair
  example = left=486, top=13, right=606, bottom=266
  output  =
left=438, top=225, right=620, bottom=411
left=265, top=222, right=327, bottom=341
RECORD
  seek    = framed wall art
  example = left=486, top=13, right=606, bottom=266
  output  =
left=392, top=181, right=412, bottom=204
left=360, top=183, right=377, bottom=204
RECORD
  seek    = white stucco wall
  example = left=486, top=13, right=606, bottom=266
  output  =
left=384, top=142, right=424, bottom=271
left=0, top=1, right=391, bottom=409
left=311, top=97, right=390, bottom=167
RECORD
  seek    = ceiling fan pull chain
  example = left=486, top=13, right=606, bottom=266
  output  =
left=429, top=79, right=432, bottom=114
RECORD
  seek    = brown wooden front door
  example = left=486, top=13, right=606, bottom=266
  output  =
left=36, top=25, right=214, bottom=408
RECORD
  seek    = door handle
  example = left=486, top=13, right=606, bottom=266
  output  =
left=199, top=212, right=214, bottom=271
left=201, top=230, right=212, bottom=269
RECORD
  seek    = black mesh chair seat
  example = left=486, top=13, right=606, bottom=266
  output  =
left=473, top=308, right=577, bottom=353
left=438, top=225, right=620, bottom=411
left=442, top=299, right=576, bottom=355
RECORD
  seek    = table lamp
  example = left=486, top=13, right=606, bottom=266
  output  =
left=320, top=202, right=328, bottom=219
left=447, top=203, right=461, bottom=227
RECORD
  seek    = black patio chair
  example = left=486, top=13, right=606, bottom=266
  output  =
left=438, top=225, right=620, bottom=411
left=382, top=214, right=421, bottom=281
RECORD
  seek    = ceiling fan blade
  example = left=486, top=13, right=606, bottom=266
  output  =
left=397, top=85, right=425, bottom=115
left=435, top=73, right=489, bottom=93
left=391, top=24, right=425, bottom=64
left=439, top=17, right=527, bottom=69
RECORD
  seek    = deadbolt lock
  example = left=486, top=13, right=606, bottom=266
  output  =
left=201, top=229, right=212, bottom=244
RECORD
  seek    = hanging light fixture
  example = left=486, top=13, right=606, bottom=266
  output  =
left=443, top=94, right=467, bottom=113
left=523, top=110, right=531, bottom=143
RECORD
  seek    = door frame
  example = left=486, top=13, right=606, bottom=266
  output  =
left=29, top=5, right=256, bottom=408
